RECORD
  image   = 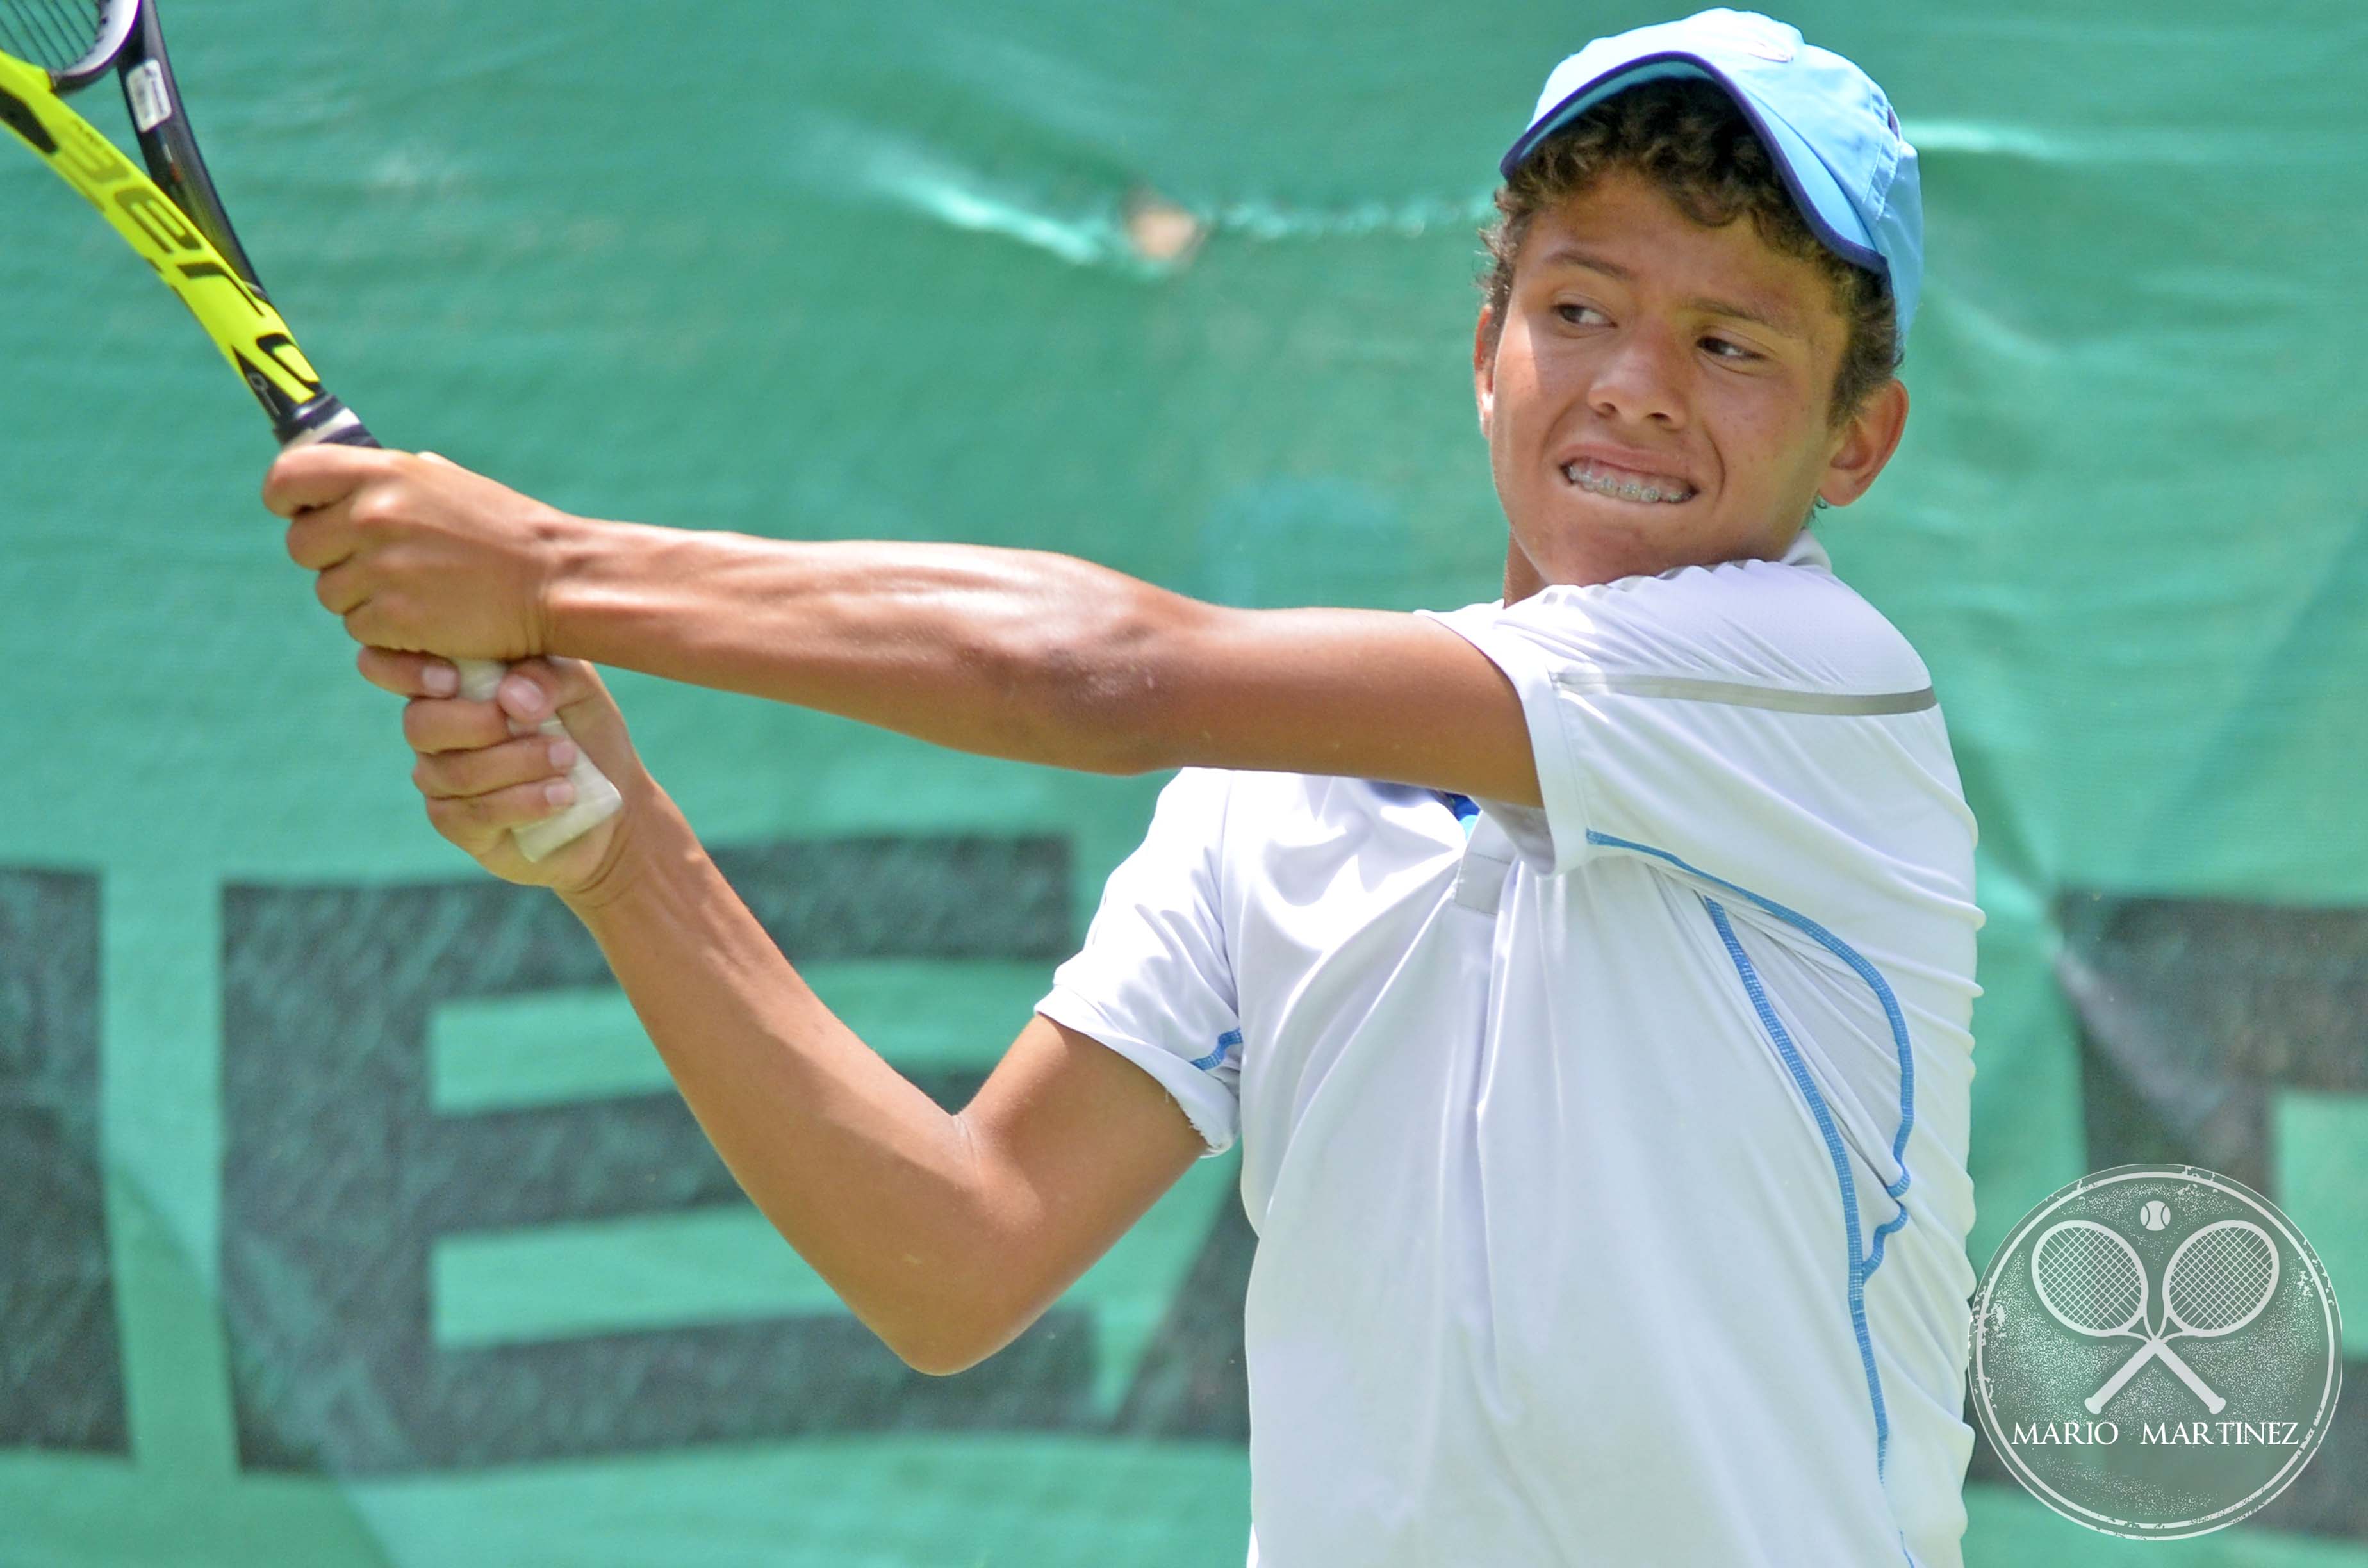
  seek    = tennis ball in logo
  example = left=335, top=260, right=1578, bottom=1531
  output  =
left=2141, top=1200, right=2171, bottom=1231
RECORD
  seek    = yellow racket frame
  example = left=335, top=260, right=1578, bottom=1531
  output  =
left=0, top=48, right=326, bottom=416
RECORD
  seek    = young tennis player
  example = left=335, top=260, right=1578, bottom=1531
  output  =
left=267, top=11, right=1979, bottom=1562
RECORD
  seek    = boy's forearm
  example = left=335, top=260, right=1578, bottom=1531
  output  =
left=545, top=519, right=1167, bottom=774
left=560, top=796, right=1003, bottom=1372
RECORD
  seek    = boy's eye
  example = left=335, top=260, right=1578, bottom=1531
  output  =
left=1552, top=304, right=1758, bottom=362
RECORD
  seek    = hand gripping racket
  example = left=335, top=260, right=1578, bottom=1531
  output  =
left=2082, top=1219, right=2278, bottom=1417
left=2029, top=1219, right=2226, bottom=1414
left=0, top=1, right=619, bottom=860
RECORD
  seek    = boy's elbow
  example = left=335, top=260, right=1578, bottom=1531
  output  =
left=899, top=1340, right=987, bottom=1378
left=1029, top=587, right=1194, bottom=778
left=869, top=1266, right=1039, bottom=1376
left=885, top=1312, right=1023, bottom=1378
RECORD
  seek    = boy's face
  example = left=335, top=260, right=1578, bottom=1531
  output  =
left=1474, top=165, right=1909, bottom=598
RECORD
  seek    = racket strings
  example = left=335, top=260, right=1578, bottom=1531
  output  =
left=2035, top=1227, right=2144, bottom=1328
left=0, top=0, right=102, bottom=72
left=2166, top=1232, right=2276, bottom=1328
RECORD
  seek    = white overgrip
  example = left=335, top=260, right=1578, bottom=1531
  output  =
left=453, top=657, right=623, bottom=862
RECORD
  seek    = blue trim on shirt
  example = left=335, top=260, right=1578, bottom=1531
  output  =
left=1704, top=897, right=1894, bottom=1479
left=1190, top=1027, right=1242, bottom=1072
left=1585, top=829, right=1920, bottom=1485
left=1584, top=831, right=1916, bottom=1198
left=1435, top=790, right=1479, bottom=838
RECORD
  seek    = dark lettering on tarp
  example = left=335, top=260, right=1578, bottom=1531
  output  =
left=0, top=868, right=126, bottom=1453
left=221, top=834, right=1251, bottom=1473
left=1110, top=1180, right=1254, bottom=1442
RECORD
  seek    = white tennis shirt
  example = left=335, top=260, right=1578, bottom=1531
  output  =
left=1035, top=533, right=1982, bottom=1567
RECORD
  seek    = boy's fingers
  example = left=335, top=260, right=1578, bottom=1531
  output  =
left=402, top=694, right=514, bottom=755
left=494, top=660, right=561, bottom=724
left=411, top=734, right=578, bottom=801
left=283, top=503, right=358, bottom=571
left=425, top=777, right=579, bottom=840
left=398, top=657, right=615, bottom=753
left=492, top=657, right=617, bottom=739
left=358, top=646, right=461, bottom=698
left=314, top=560, right=367, bottom=617
left=262, top=443, right=398, bottom=519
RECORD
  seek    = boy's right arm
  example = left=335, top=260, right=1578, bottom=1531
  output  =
left=370, top=648, right=1209, bottom=1375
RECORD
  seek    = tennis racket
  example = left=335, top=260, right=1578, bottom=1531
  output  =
left=0, top=0, right=619, bottom=861
left=2083, top=1219, right=2278, bottom=1416
left=2029, top=1219, right=2223, bottom=1414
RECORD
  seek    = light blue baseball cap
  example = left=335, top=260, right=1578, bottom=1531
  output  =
left=1501, top=8, right=1923, bottom=345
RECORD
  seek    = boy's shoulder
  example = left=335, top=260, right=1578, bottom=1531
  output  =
left=1433, top=534, right=1932, bottom=698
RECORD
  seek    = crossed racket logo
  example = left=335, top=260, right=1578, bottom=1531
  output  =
left=1972, top=1166, right=2340, bottom=1539
left=2029, top=1217, right=2280, bottom=1416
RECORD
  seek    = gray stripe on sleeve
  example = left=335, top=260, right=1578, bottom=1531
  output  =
left=1552, top=670, right=1938, bottom=715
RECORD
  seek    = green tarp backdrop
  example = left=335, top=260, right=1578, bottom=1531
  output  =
left=3, top=1, right=2363, bottom=1563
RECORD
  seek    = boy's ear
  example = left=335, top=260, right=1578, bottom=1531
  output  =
left=1819, top=377, right=1909, bottom=507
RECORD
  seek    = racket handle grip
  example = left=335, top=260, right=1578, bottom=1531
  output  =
left=279, top=393, right=377, bottom=450
left=452, top=658, right=624, bottom=862
left=279, top=396, right=623, bottom=862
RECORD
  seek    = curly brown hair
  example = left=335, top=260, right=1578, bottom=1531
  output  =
left=1480, top=78, right=1900, bottom=430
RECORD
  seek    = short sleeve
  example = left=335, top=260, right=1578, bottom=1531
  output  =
left=1413, top=550, right=1973, bottom=922
left=1035, top=767, right=1244, bottom=1157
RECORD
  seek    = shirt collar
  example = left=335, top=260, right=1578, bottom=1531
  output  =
left=1780, top=528, right=1831, bottom=571
left=1491, top=529, right=1835, bottom=612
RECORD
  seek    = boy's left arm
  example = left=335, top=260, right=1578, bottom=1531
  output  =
left=267, top=445, right=1542, bottom=808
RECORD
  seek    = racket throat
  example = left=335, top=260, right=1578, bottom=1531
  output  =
left=0, top=77, right=51, bottom=151
left=120, top=3, right=267, bottom=291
